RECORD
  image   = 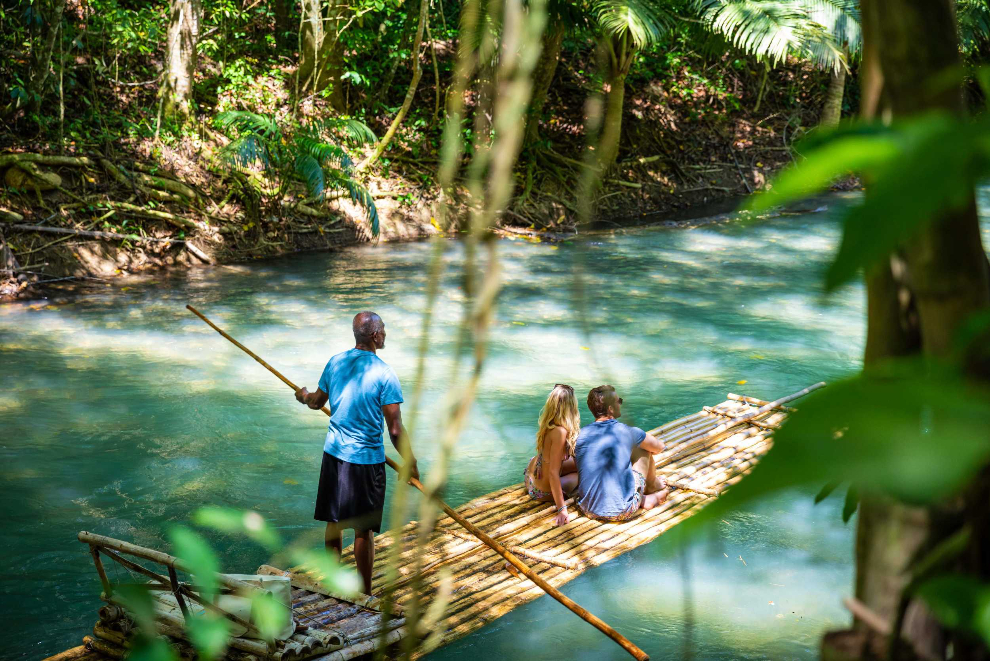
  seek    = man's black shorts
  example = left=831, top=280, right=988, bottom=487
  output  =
left=314, top=452, right=386, bottom=532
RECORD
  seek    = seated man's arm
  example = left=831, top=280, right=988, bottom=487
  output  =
left=383, top=403, right=419, bottom=480
left=638, top=432, right=665, bottom=454
left=295, top=387, right=329, bottom=410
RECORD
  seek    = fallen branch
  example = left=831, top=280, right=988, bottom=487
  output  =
left=99, top=158, right=183, bottom=203
left=7, top=224, right=212, bottom=263
left=0, top=153, right=97, bottom=169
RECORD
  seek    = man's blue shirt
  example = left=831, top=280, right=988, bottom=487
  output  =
left=318, top=348, right=403, bottom=464
left=574, top=419, right=647, bottom=517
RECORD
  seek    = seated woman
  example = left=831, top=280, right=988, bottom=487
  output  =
left=525, top=384, right=581, bottom=527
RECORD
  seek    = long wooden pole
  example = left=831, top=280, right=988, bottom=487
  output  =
left=185, top=305, right=650, bottom=661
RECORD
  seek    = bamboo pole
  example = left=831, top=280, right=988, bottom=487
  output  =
left=727, top=392, right=796, bottom=411
left=186, top=305, right=650, bottom=661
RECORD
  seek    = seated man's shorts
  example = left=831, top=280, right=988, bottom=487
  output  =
left=314, top=452, right=386, bottom=532
left=577, top=469, right=646, bottom=523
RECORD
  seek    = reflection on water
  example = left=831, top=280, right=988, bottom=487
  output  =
left=4, top=206, right=877, bottom=659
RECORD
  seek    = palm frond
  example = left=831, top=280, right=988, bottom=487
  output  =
left=295, top=136, right=354, bottom=171
left=327, top=170, right=380, bottom=237
left=800, top=0, right=860, bottom=52
left=219, top=134, right=272, bottom=170
left=215, top=110, right=281, bottom=140
left=695, top=0, right=806, bottom=67
left=294, top=153, right=327, bottom=200
left=594, top=0, right=673, bottom=49
left=958, top=0, right=990, bottom=53
left=305, top=117, right=377, bottom=146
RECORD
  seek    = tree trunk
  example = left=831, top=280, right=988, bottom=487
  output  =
left=162, top=0, right=202, bottom=119
left=833, top=1, right=990, bottom=659
left=274, top=0, right=292, bottom=49
left=523, top=23, right=566, bottom=148
left=597, top=72, right=626, bottom=172
left=297, top=0, right=347, bottom=111
left=26, top=0, right=67, bottom=115
left=298, top=0, right=324, bottom=93
left=820, top=66, right=846, bottom=128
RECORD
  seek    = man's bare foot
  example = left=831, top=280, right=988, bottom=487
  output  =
left=653, top=475, right=667, bottom=492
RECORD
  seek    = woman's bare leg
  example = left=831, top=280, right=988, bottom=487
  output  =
left=560, top=471, right=579, bottom=497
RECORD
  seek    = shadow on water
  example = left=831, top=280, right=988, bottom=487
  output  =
left=0, top=208, right=873, bottom=658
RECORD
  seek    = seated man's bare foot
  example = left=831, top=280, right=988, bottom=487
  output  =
left=641, top=487, right=670, bottom=510
left=653, top=475, right=667, bottom=492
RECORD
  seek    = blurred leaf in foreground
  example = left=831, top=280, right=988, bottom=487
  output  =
left=916, top=574, right=990, bottom=647
left=170, top=526, right=220, bottom=601
left=186, top=614, right=230, bottom=661
left=192, top=507, right=282, bottom=551
left=291, top=548, right=361, bottom=596
left=681, top=360, right=990, bottom=530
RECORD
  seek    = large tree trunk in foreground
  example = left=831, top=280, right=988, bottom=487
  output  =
left=523, top=23, right=566, bottom=148
left=824, top=1, right=990, bottom=659
left=820, top=66, right=846, bottom=128
left=597, top=73, right=626, bottom=171
left=162, top=0, right=202, bottom=119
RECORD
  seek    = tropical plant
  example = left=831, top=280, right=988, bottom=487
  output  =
left=694, top=0, right=860, bottom=120
left=215, top=111, right=380, bottom=235
left=593, top=0, right=674, bottom=169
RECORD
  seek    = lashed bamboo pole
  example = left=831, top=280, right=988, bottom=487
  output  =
left=728, top=392, right=796, bottom=411
left=186, top=305, right=650, bottom=661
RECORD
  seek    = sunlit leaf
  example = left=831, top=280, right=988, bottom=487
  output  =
left=170, top=526, right=220, bottom=601
left=747, top=133, right=899, bottom=212
left=250, top=591, right=289, bottom=641
left=186, top=613, right=230, bottom=661
left=291, top=549, right=362, bottom=596
left=126, top=636, right=178, bottom=661
left=192, top=507, right=282, bottom=550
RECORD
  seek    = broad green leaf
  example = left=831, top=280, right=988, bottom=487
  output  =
left=116, top=584, right=158, bottom=633
left=186, top=613, right=231, bottom=661
left=126, top=637, right=178, bottom=661
left=192, top=507, right=282, bottom=550
left=291, top=549, right=361, bottom=596
left=170, top=526, right=220, bottom=601
left=916, top=574, right=990, bottom=647
left=825, top=113, right=979, bottom=290
left=674, top=361, right=990, bottom=533
left=250, top=591, right=289, bottom=641
left=748, top=135, right=899, bottom=212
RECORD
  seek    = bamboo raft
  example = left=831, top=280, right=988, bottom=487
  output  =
left=47, top=383, right=821, bottom=661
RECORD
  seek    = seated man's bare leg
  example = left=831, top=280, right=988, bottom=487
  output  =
left=631, top=446, right=664, bottom=494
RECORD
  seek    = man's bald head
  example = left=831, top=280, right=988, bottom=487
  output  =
left=353, top=311, right=385, bottom=347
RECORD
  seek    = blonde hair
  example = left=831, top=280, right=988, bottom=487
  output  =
left=536, top=384, right=581, bottom=458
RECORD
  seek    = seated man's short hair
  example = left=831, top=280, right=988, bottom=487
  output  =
left=587, top=385, right=616, bottom=418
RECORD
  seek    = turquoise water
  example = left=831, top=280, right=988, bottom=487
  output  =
left=2, top=205, right=894, bottom=659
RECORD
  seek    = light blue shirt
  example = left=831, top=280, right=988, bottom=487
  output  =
left=574, top=420, right=647, bottom=517
left=317, top=348, right=403, bottom=464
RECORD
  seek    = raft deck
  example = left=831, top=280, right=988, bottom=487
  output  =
left=49, top=386, right=813, bottom=660
left=298, top=388, right=810, bottom=657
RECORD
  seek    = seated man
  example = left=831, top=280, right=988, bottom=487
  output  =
left=573, top=385, right=669, bottom=522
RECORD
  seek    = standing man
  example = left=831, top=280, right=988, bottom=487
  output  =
left=573, top=385, right=668, bottom=522
left=295, top=311, right=418, bottom=595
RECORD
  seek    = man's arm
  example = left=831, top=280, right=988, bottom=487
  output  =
left=295, top=387, right=329, bottom=410
left=639, top=432, right=665, bottom=454
left=382, top=403, right=419, bottom=480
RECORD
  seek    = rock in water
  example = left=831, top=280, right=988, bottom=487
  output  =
left=5, top=165, right=62, bottom=191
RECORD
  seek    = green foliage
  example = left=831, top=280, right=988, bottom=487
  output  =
left=916, top=575, right=990, bottom=647
left=748, top=111, right=986, bottom=290
left=170, top=526, right=221, bottom=601
left=593, top=0, right=673, bottom=49
left=185, top=615, right=231, bottom=661
left=694, top=0, right=856, bottom=72
left=192, top=507, right=282, bottom=549
left=216, top=111, right=380, bottom=235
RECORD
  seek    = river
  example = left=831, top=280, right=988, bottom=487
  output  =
left=8, top=197, right=984, bottom=660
